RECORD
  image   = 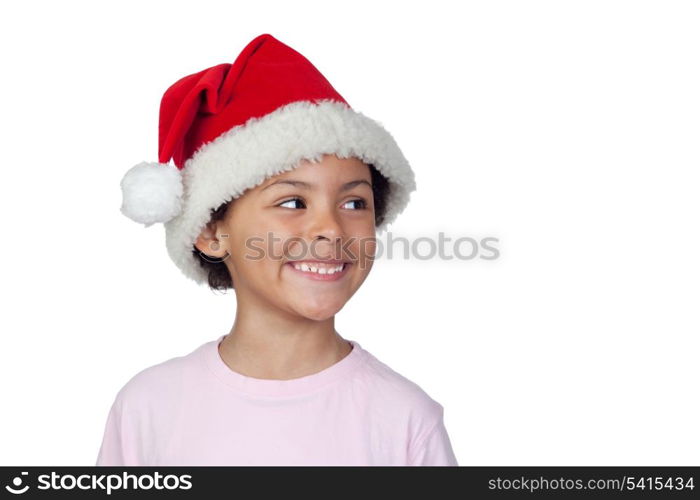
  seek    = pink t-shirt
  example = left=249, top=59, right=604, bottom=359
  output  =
left=96, top=334, right=458, bottom=466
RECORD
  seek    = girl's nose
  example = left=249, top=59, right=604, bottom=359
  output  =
left=308, top=206, right=343, bottom=242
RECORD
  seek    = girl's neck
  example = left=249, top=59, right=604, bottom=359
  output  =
left=218, top=300, right=352, bottom=380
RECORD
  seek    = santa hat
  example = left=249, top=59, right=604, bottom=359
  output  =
left=120, top=33, right=416, bottom=285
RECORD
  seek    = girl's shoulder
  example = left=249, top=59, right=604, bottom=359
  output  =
left=357, top=347, right=446, bottom=421
left=108, top=340, right=206, bottom=410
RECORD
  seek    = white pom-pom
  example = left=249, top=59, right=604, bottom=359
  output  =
left=120, top=161, right=184, bottom=226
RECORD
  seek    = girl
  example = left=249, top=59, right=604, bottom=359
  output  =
left=98, top=33, right=458, bottom=466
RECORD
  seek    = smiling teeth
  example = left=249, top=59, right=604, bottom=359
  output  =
left=293, top=263, right=345, bottom=274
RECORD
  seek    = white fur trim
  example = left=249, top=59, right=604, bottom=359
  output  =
left=120, top=161, right=183, bottom=227
left=164, top=99, right=416, bottom=285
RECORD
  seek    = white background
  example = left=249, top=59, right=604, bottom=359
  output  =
left=1, top=0, right=698, bottom=466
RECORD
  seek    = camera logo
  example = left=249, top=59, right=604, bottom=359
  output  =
left=5, top=471, right=29, bottom=495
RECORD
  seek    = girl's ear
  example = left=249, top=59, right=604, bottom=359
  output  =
left=194, top=222, right=229, bottom=259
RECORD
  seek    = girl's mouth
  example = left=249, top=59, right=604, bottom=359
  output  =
left=285, top=261, right=351, bottom=282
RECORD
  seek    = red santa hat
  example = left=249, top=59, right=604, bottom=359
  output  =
left=120, top=33, right=416, bottom=285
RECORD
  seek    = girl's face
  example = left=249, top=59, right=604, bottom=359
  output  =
left=197, top=154, right=377, bottom=321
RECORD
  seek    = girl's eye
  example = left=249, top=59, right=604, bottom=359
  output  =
left=342, top=199, right=367, bottom=210
left=278, top=197, right=306, bottom=209
left=277, top=198, right=367, bottom=210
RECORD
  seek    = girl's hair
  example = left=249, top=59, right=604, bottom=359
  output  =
left=193, top=163, right=390, bottom=293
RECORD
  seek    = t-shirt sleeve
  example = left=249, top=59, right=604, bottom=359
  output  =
left=95, top=391, right=142, bottom=466
left=407, top=404, right=459, bottom=466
